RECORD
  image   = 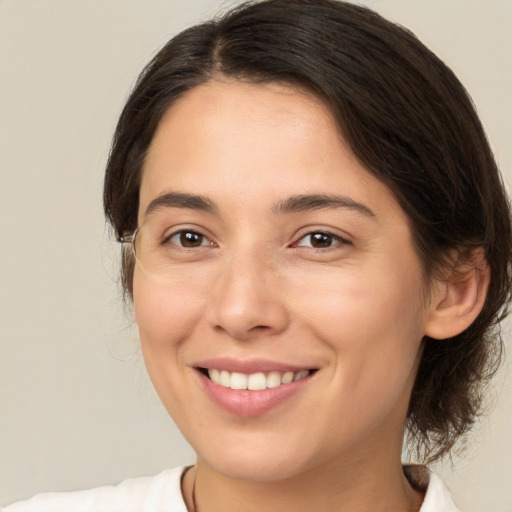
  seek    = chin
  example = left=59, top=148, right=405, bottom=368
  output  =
left=193, top=429, right=321, bottom=483
left=207, top=454, right=312, bottom=483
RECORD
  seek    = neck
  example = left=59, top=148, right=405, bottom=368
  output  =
left=182, top=449, right=424, bottom=512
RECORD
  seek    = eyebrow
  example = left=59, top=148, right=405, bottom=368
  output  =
left=145, top=192, right=218, bottom=218
left=144, top=191, right=375, bottom=220
left=272, top=194, right=376, bottom=217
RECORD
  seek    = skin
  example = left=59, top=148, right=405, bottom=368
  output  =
left=133, top=79, right=463, bottom=512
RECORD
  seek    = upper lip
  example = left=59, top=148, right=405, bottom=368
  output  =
left=194, top=357, right=316, bottom=374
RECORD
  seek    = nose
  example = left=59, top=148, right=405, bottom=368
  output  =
left=208, top=248, right=289, bottom=341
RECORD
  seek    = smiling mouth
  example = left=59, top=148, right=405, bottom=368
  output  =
left=198, top=368, right=317, bottom=391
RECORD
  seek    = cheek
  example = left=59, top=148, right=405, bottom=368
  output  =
left=131, top=269, right=209, bottom=422
left=295, top=260, right=424, bottom=330
left=291, top=260, right=426, bottom=384
left=132, top=269, right=205, bottom=351
left=308, top=271, right=426, bottom=439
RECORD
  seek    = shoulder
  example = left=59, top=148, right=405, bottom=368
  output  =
left=404, top=465, right=463, bottom=512
left=1, top=466, right=188, bottom=512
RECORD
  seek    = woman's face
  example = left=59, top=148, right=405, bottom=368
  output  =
left=134, top=80, right=436, bottom=481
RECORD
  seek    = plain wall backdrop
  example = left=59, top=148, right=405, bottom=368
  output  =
left=1, top=1, right=511, bottom=510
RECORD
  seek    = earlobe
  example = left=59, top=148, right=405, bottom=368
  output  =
left=424, top=248, right=490, bottom=340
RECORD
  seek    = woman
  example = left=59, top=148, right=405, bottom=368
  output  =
left=4, top=0, right=511, bottom=510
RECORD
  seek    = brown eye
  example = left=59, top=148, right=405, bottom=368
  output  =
left=310, top=233, right=334, bottom=248
left=181, top=231, right=203, bottom=247
left=167, top=230, right=211, bottom=248
left=296, top=232, right=344, bottom=249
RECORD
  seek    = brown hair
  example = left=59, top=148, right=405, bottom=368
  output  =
left=104, top=0, right=512, bottom=462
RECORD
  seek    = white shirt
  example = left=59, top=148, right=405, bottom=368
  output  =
left=2, top=466, right=462, bottom=512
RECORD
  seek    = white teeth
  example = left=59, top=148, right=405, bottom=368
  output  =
left=248, top=372, right=267, bottom=391
left=220, top=370, right=230, bottom=387
left=207, top=368, right=311, bottom=390
left=294, top=370, right=309, bottom=381
left=266, top=371, right=282, bottom=388
left=281, top=371, right=294, bottom=384
left=230, top=372, right=247, bottom=390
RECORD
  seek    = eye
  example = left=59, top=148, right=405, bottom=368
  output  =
left=295, top=231, right=346, bottom=249
left=165, top=230, right=214, bottom=248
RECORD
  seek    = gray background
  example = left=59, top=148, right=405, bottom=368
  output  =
left=1, top=1, right=511, bottom=510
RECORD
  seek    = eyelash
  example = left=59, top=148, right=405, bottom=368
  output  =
left=162, top=229, right=349, bottom=251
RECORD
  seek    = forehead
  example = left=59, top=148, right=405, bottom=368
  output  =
left=142, top=79, right=341, bottom=185
left=138, top=79, right=405, bottom=226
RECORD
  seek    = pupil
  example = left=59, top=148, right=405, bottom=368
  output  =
left=311, top=233, right=332, bottom=248
left=180, top=231, right=202, bottom=247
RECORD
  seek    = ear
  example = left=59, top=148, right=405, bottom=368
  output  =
left=424, top=248, right=490, bottom=340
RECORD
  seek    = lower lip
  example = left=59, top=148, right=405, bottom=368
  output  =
left=197, top=370, right=313, bottom=417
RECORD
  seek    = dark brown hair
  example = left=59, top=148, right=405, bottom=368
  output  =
left=104, top=0, right=512, bottom=462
